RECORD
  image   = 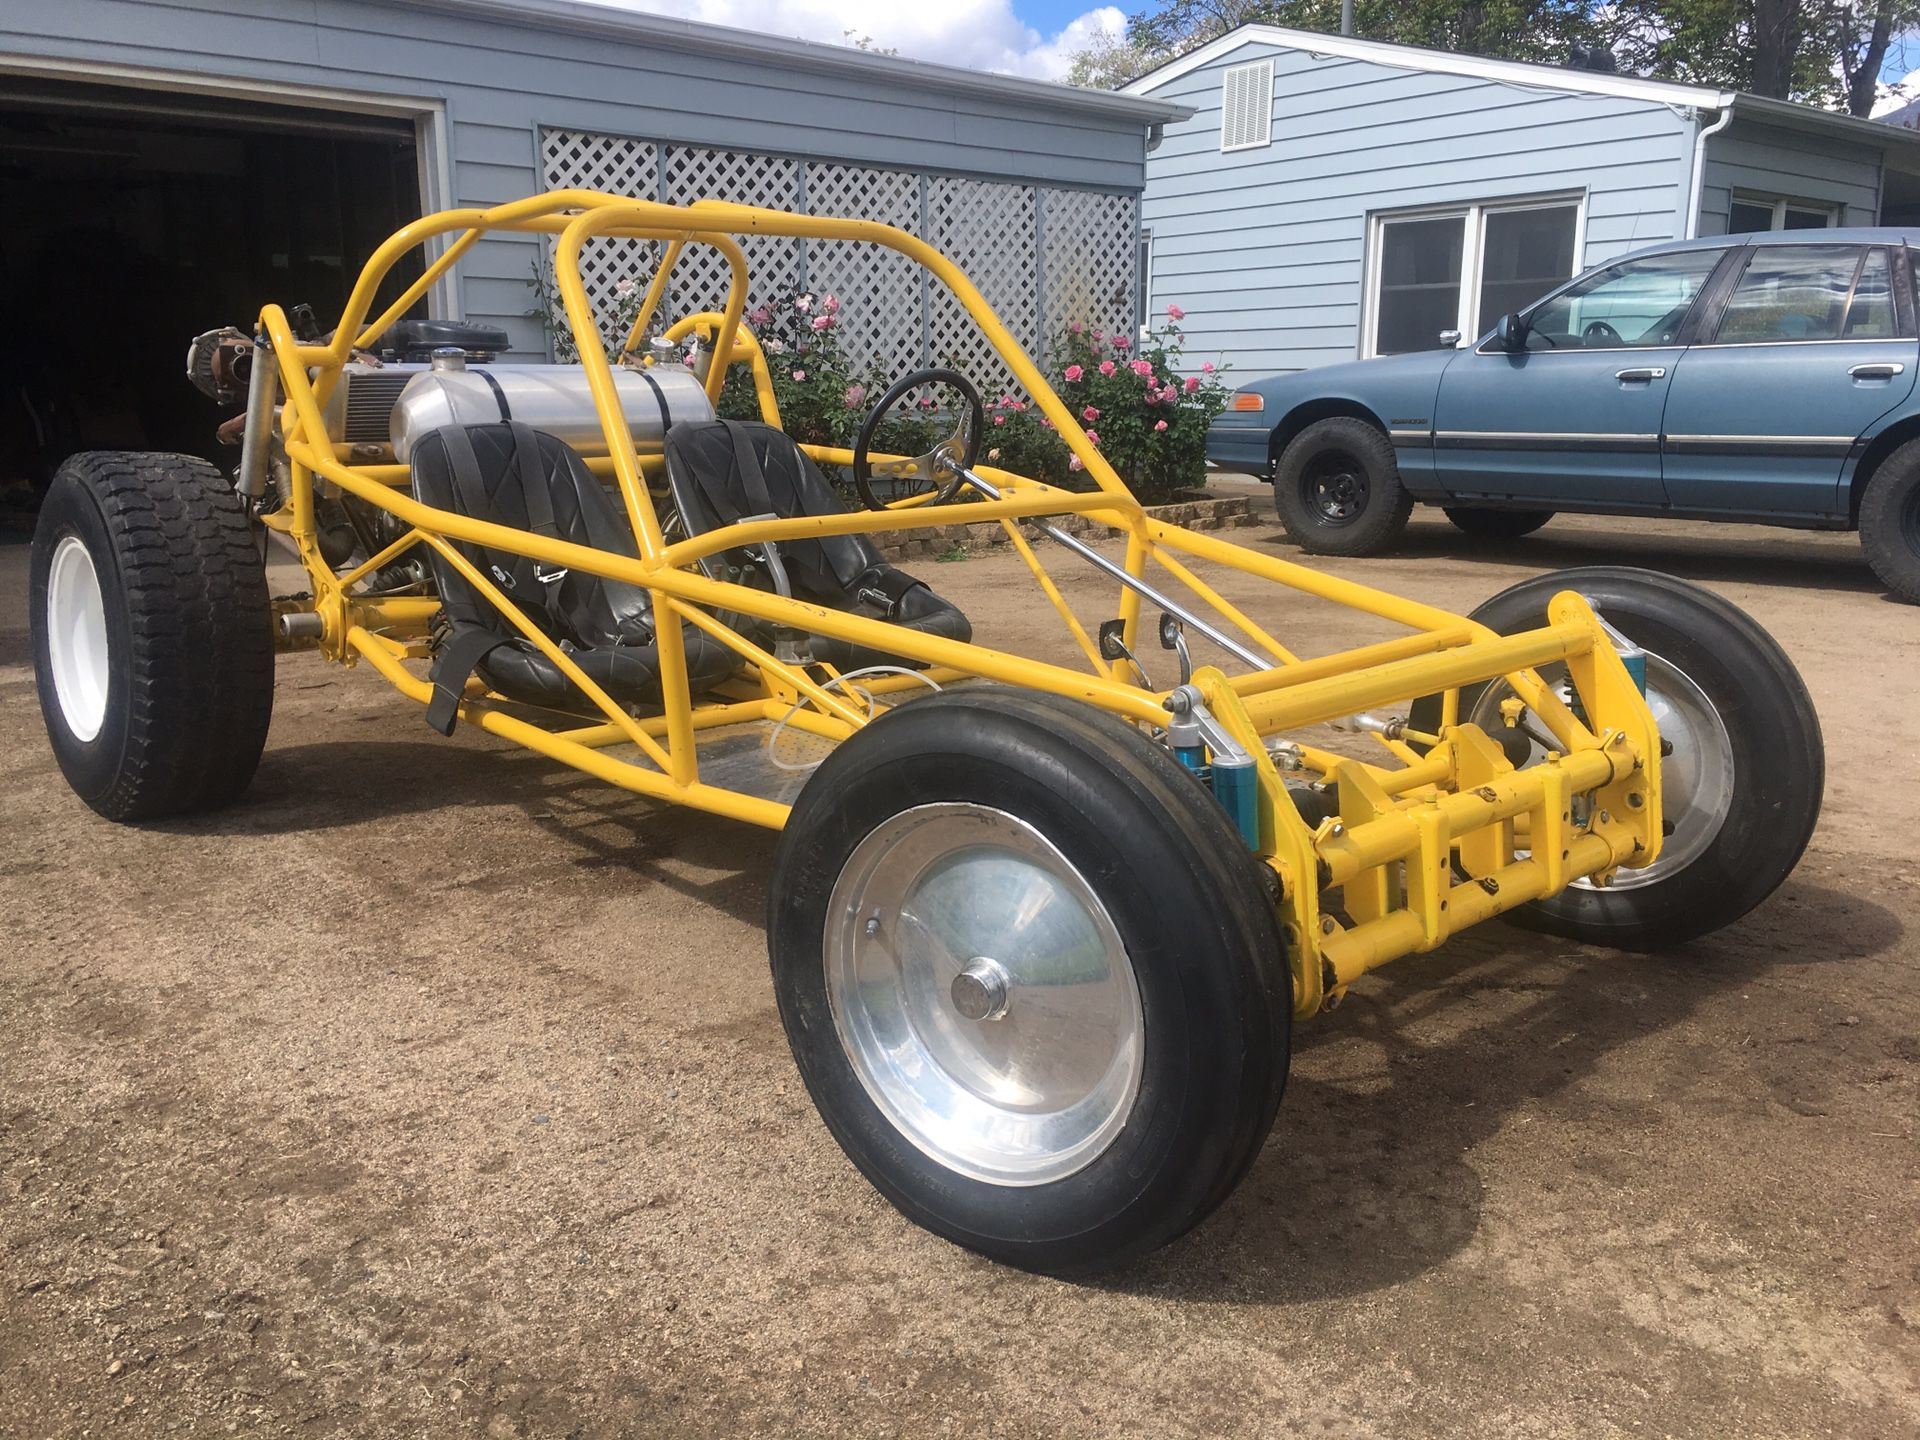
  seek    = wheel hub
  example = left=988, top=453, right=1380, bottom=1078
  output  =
left=46, top=534, right=110, bottom=743
left=824, top=802, right=1144, bottom=1186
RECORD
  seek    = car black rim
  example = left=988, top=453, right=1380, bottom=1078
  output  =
left=1301, top=452, right=1369, bottom=527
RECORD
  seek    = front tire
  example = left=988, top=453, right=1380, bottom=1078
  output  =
left=1860, top=441, right=1920, bottom=603
left=1411, top=567, right=1822, bottom=949
left=768, top=688, right=1290, bottom=1274
left=1443, top=506, right=1554, bottom=541
left=30, top=451, right=275, bottom=822
left=1271, top=417, right=1412, bottom=556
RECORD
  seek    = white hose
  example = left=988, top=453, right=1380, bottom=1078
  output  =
left=766, top=664, right=943, bottom=771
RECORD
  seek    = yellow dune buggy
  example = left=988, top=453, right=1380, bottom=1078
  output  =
left=28, top=192, right=1824, bottom=1274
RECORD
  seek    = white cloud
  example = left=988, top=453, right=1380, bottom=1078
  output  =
left=577, top=0, right=1126, bottom=79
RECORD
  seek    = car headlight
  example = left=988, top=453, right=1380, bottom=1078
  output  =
left=1227, top=391, right=1264, bottom=413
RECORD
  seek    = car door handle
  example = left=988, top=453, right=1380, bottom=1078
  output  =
left=1614, top=367, right=1666, bottom=382
left=1848, top=362, right=1905, bottom=380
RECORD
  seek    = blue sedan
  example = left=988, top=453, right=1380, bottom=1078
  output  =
left=1208, top=229, right=1920, bottom=602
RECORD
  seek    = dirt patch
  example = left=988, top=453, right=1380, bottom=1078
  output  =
left=2, top=510, right=1917, bottom=1439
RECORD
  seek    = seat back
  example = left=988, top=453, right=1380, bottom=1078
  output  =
left=410, top=421, right=654, bottom=649
left=664, top=419, right=881, bottom=604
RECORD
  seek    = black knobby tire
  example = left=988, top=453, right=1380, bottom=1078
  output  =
left=1860, top=439, right=1920, bottom=604
left=768, top=688, right=1290, bottom=1274
left=30, top=451, right=275, bottom=822
left=1409, top=567, right=1822, bottom=950
left=1443, top=506, right=1554, bottom=541
left=1271, top=416, right=1413, bottom=556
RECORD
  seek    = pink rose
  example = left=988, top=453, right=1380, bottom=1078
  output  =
left=1064, top=364, right=1084, bottom=383
left=794, top=293, right=813, bottom=313
left=1130, top=359, right=1154, bottom=378
left=844, top=383, right=865, bottom=407
left=1112, top=333, right=1132, bottom=350
left=917, top=394, right=938, bottom=409
left=1040, top=416, right=1054, bottom=429
left=791, top=369, right=806, bottom=381
left=748, top=305, right=771, bottom=326
left=1082, top=405, right=1100, bottom=422
left=1154, top=419, right=1169, bottom=432
left=1161, top=385, right=1180, bottom=403
left=1069, top=321, right=1084, bottom=334
left=1201, top=361, right=1215, bottom=373
left=822, top=294, right=840, bottom=313
left=1084, top=429, right=1100, bottom=446
left=1098, top=360, right=1116, bottom=377
left=1184, top=375, right=1201, bottom=394
left=1165, top=304, right=1185, bottom=321
left=811, top=314, right=833, bottom=331
left=1068, top=454, right=1084, bottom=471
left=1090, top=329, right=1103, bottom=341
left=993, top=414, right=1005, bottom=426
left=615, top=277, right=636, bottom=298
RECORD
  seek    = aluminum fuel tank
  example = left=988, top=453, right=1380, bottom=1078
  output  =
left=388, top=361, right=716, bottom=462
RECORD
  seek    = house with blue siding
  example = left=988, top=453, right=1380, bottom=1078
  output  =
left=0, top=0, right=1180, bottom=485
left=1125, top=25, right=1920, bottom=379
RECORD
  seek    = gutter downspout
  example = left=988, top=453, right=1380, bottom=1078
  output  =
left=1685, top=103, right=1736, bottom=239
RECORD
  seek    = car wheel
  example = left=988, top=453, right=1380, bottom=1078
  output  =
left=30, top=451, right=275, bottom=821
left=768, top=687, right=1290, bottom=1274
left=1271, top=417, right=1412, bottom=556
left=1860, top=439, right=1920, bottom=604
left=1409, top=567, right=1823, bottom=950
left=1443, top=506, right=1554, bottom=541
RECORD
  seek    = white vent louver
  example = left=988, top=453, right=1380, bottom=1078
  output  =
left=1220, top=59, right=1275, bottom=152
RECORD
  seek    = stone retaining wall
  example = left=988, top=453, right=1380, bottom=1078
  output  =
left=873, top=494, right=1265, bottom=564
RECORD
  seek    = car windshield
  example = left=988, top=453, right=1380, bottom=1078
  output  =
left=1518, top=250, right=1723, bottom=350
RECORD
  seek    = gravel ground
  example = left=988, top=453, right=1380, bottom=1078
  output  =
left=2, top=505, right=1916, bottom=1439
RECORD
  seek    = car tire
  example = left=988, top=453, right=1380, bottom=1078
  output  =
left=1409, top=567, right=1823, bottom=950
left=1860, top=440, right=1920, bottom=604
left=30, top=451, right=275, bottom=822
left=768, top=687, right=1290, bottom=1274
left=1443, top=506, right=1554, bottom=541
left=1271, top=417, right=1412, bottom=556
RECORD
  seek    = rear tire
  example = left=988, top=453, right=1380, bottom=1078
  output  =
left=768, top=688, right=1289, bottom=1274
left=1860, top=441, right=1920, bottom=603
left=1271, top=417, right=1412, bottom=556
left=30, top=451, right=275, bottom=822
left=1410, top=567, right=1822, bottom=949
left=1443, top=506, right=1553, bottom=541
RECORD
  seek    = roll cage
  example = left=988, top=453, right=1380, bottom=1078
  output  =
left=257, top=189, right=1662, bottom=1019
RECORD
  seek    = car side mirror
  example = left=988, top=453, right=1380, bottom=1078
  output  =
left=1438, top=329, right=1462, bottom=349
left=1493, top=313, right=1527, bottom=352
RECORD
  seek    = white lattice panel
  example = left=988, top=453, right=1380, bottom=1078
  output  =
left=804, top=163, right=924, bottom=374
left=1042, top=188, right=1139, bottom=350
left=929, top=177, right=1037, bottom=402
left=663, top=146, right=802, bottom=318
left=539, top=129, right=664, bottom=353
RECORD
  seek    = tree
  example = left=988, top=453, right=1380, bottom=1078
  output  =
left=1071, top=0, right=1920, bottom=118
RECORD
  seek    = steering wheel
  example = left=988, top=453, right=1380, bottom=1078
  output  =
left=852, top=367, right=985, bottom=511
left=1582, top=319, right=1624, bottom=347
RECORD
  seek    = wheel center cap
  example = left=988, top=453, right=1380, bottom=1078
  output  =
left=951, top=956, right=1013, bottom=1022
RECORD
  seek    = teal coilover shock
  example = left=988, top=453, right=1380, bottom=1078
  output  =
left=1164, top=685, right=1260, bottom=850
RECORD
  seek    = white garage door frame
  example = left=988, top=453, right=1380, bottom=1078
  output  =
left=0, top=52, right=455, bottom=318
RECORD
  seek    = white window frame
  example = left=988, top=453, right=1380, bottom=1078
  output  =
left=1728, top=192, right=1840, bottom=232
left=1219, top=59, right=1275, bottom=153
left=1359, top=191, right=1588, bottom=358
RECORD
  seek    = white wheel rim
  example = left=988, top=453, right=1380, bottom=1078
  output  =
left=46, top=534, right=110, bottom=743
left=824, top=803, right=1145, bottom=1187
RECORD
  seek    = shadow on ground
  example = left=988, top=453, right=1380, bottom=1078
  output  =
left=1250, top=518, right=1883, bottom=597
left=1101, top=877, right=1902, bottom=1305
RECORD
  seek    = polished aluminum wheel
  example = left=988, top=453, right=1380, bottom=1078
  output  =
left=824, top=802, right=1144, bottom=1186
left=1470, top=649, right=1735, bottom=890
left=46, top=534, right=110, bottom=742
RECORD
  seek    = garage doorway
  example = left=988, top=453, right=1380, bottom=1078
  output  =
left=0, top=77, right=425, bottom=524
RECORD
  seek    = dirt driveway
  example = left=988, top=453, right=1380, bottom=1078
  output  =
left=2, top=508, right=1917, bottom=1439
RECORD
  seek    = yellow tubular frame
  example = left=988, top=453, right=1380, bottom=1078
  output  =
left=262, top=190, right=1663, bottom=1020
